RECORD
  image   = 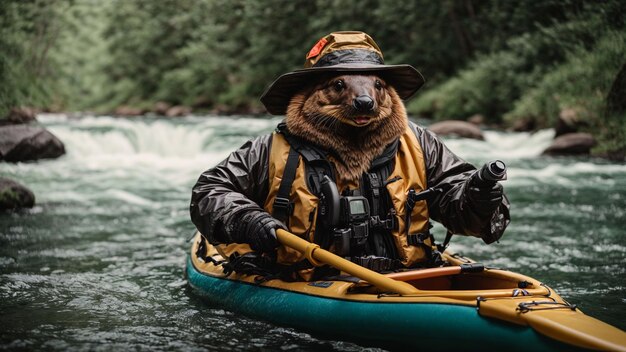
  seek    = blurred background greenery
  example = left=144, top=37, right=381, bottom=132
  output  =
left=1, top=0, right=624, bottom=157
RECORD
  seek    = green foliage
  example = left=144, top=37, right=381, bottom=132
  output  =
left=96, top=0, right=607, bottom=112
left=406, top=5, right=622, bottom=123
left=96, top=0, right=204, bottom=109
left=407, top=48, right=537, bottom=122
left=506, top=25, right=626, bottom=159
left=50, top=1, right=112, bottom=111
left=0, top=0, right=67, bottom=116
left=504, top=30, right=626, bottom=128
left=0, top=0, right=623, bottom=157
left=0, top=0, right=112, bottom=115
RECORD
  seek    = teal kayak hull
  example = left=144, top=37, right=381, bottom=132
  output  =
left=186, top=256, right=584, bottom=351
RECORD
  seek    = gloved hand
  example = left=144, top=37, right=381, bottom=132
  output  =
left=467, top=174, right=504, bottom=218
left=234, top=211, right=285, bottom=253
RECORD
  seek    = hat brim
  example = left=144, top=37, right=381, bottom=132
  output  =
left=260, top=64, right=425, bottom=115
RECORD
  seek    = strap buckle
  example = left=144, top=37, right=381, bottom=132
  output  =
left=407, top=232, right=430, bottom=246
left=273, top=197, right=293, bottom=221
left=352, top=255, right=398, bottom=272
left=370, top=216, right=395, bottom=230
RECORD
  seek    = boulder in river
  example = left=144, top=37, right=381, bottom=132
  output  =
left=5, top=107, right=38, bottom=124
left=467, top=114, right=485, bottom=126
left=153, top=101, right=171, bottom=115
left=542, top=132, right=596, bottom=156
left=0, top=125, right=65, bottom=162
left=428, top=120, right=484, bottom=140
left=555, top=108, right=586, bottom=137
left=165, top=105, right=192, bottom=117
left=510, top=117, right=536, bottom=132
left=0, top=178, right=35, bottom=210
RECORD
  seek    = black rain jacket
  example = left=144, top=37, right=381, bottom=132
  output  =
left=190, top=121, right=510, bottom=247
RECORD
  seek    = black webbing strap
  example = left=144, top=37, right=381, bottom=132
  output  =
left=272, top=147, right=300, bottom=223
left=438, top=230, right=454, bottom=253
left=365, top=173, right=381, bottom=216
left=405, top=189, right=417, bottom=238
left=278, top=122, right=328, bottom=164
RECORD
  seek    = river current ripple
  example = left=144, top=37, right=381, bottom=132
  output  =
left=1, top=115, right=624, bottom=351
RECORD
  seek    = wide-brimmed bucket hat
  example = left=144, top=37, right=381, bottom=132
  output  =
left=260, top=31, right=425, bottom=115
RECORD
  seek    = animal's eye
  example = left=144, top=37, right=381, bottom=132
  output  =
left=334, top=80, right=345, bottom=92
left=375, top=80, right=383, bottom=90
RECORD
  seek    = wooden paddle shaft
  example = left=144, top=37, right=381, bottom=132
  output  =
left=385, top=263, right=485, bottom=281
left=276, top=229, right=419, bottom=295
left=385, top=266, right=461, bottom=281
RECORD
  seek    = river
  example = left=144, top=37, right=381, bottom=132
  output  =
left=1, top=115, right=624, bottom=351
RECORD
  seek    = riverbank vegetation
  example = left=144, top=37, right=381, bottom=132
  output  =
left=1, top=0, right=624, bottom=158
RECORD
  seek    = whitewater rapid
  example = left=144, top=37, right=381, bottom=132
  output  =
left=1, top=114, right=624, bottom=351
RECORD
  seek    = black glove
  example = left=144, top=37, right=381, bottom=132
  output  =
left=467, top=173, right=504, bottom=218
left=234, top=211, right=285, bottom=253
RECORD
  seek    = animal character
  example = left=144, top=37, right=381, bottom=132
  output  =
left=191, top=32, right=510, bottom=278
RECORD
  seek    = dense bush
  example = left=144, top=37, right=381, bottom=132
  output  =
left=87, top=0, right=606, bottom=113
left=0, top=0, right=67, bottom=116
left=505, top=30, right=625, bottom=127
left=406, top=6, right=623, bottom=123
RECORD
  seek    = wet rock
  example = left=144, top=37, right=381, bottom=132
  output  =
left=115, top=105, right=145, bottom=117
left=428, top=120, right=484, bottom=140
left=510, top=118, right=536, bottom=132
left=555, top=108, right=585, bottom=137
left=5, top=107, right=38, bottom=124
left=0, top=178, right=35, bottom=210
left=0, top=125, right=65, bottom=162
left=153, top=101, right=171, bottom=115
left=467, top=114, right=484, bottom=126
left=165, top=105, right=192, bottom=117
left=542, top=133, right=596, bottom=156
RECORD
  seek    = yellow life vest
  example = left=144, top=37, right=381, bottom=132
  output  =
left=215, top=126, right=433, bottom=271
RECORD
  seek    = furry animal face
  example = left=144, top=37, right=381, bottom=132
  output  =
left=286, top=74, right=408, bottom=183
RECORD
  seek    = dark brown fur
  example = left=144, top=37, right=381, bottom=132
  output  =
left=286, top=74, right=408, bottom=183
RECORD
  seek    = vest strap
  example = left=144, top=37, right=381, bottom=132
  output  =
left=365, top=173, right=381, bottom=216
left=437, top=230, right=454, bottom=253
left=273, top=147, right=300, bottom=223
left=278, top=123, right=329, bottom=163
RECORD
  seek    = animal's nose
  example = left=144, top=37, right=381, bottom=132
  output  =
left=353, top=95, right=374, bottom=112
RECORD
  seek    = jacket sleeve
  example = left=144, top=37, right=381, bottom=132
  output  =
left=190, top=134, right=272, bottom=244
left=409, top=122, right=510, bottom=244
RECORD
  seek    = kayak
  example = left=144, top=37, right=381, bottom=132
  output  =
left=186, top=232, right=626, bottom=351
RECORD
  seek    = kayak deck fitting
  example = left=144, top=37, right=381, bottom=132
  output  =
left=186, top=233, right=626, bottom=351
